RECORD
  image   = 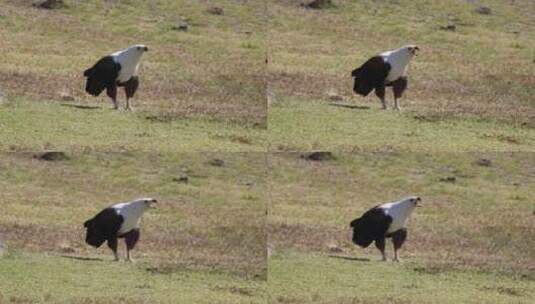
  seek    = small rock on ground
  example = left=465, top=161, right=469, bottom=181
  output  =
left=35, top=151, right=69, bottom=161
left=304, top=0, right=334, bottom=9
left=59, top=243, right=75, bottom=254
left=208, top=158, right=225, bottom=167
left=327, top=243, right=343, bottom=253
left=476, top=158, right=492, bottom=167
left=439, top=176, right=457, bottom=183
left=475, top=6, right=492, bottom=15
left=172, top=20, right=189, bottom=31
left=301, top=151, right=336, bottom=161
left=33, top=0, right=66, bottom=9
left=0, top=240, right=7, bottom=257
left=440, top=23, right=456, bottom=31
left=60, top=91, right=75, bottom=101
left=207, top=6, right=224, bottom=15
left=327, top=92, right=344, bottom=101
left=172, top=174, right=189, bottom=183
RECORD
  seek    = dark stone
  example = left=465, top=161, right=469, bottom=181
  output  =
left=328, top=93, right=344, bottom=101
left=172, top=174, right=189, bottom=183
left=208, top=158, right=225, bottom=167
left=60, top=92, right=75, bottom=101
left=440, top=23, right=456, bottom=31
left=33, top=0, right=66, bottom=9
left=439, top=176, right=457, bottom=183
left=301, top=151, right=335, bottom=161
left=0, top=240, right=6, bottom=257
left=35, top=151, right=69, bottom=161
left=59, top=243, right=75, bottom=253
left=207, top=6, right=224, bottom=15
left=475, top=6, right=492, bottom=15
left=0, top=87, right=5, bottom=102
left=327, top=243, right=343, bottom=253
left=476, top=158, right=492, bottom=167
left=172, top=20, right=189, bottom=32
left=304, top=0, right=335, bottom=9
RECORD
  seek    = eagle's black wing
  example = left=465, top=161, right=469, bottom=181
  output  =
left=83, top=56, right=121, bottom=96
left=83, top=208, right=124, bottom=248
left=350, top=206, right=392, bottom=248
left=351, top=56, right=391, bottom=96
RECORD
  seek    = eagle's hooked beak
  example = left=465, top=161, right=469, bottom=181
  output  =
left=415, top=197, right=422, bottom=207
left=144, top=46, right=149, bottom=52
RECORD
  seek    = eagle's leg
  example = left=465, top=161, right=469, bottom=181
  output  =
left=392, top=228, right=408, bottom=262
left=392, top=77, right=408, bottom=111
left=106, top=84, right=119, bottom=110
left=107, top=237, right=119, bottom=261
left=375, top=85, right=387, bottom=110
left=124, top=229, right=140, bottom=262
left=375, top=237, right=387, bottom=261
left=124, top=76, right=139, bottom=111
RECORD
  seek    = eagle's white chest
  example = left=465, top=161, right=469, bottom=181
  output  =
left=113, top=203, right=145, bottom=234
left=112, top=51, right=143, bottom=84
left=381, top=202, right=415, bottom=233
left=381, top=51, right=411, bottom=83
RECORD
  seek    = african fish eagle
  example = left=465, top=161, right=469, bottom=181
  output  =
left=83, top=44, right=149, bottom=111
left=83, top=198, right=157, bottom=262
left=351, top=45, right=419, bottom=110
left=349, top=196, right=421, bottom=262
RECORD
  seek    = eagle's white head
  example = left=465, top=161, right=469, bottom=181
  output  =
left=128, top=44, right=149, bottom=53
left=401, top=45, right=420, bottom=57
left=400, top=196, right=421, bottom=207
left=132, top=197, right=158, bottom=209
left=112, top=44, right=149, bottom=82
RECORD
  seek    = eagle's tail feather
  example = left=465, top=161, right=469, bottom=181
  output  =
left=350, top=217, right=375, bottom=248
left=351, top=67, right=361, bottom=78
left=85, top=77, right=105, bottom=96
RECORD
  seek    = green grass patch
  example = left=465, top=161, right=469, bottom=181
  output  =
left=268, top=98, right=535, bottom=152
left=0, top=100, right=266, bottom=152
left=0, top=251, right=266, bottom=304
left=269, top=250, right=535, bottom=304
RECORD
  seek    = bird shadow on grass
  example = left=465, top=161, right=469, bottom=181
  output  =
left=327, top=254, right=371, bottom=262
left=60, top=103, right=102, bottom=110
left=328, top=103, right=370, bottom=110
left=59, top=254, right=105, bottom=262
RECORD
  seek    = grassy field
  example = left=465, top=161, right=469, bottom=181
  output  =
left=0, top=0, right=267, bottom=152
left=267, top=0, right=535, bottom=151
left=0, top=152, right=267, bottom=303
left=0, top=99, right=266, bottom=152
left=2, top=0, right=535, bottom=303
left=267, top=152, right=535, bottom=303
